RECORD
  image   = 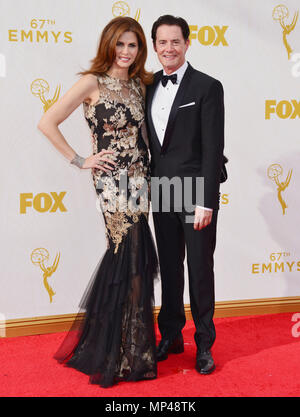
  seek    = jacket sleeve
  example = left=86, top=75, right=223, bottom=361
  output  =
left=198, top=80, right=225, bottom=209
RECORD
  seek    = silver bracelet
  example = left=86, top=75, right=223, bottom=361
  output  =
left=70, top=153, right=85, bottom=168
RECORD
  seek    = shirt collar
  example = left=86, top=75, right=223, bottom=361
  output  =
left=163, top=61, right=188, bottom=85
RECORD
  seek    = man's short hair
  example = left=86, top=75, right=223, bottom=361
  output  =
left=151, top=15, right=190, bottom=43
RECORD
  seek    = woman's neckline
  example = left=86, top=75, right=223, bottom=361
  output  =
left=104, top=73, right=131, bottom=82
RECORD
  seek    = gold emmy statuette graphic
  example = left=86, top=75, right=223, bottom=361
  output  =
left=267, top=163, right=292, bottom=215
left=112, top=1, right=140, bottom=21
left=133, top=8, right=141, bottom=22
left=31, top=78, right=61, bottom=112
left=272, top=5, right=299, bottom=60
left=31, top=248, right=60, bottom=303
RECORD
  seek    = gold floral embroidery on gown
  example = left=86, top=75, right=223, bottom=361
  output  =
left=83, top=74, right=150, bottom=254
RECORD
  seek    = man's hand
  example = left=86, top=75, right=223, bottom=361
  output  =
left=193, top=207, right=213, bottom=231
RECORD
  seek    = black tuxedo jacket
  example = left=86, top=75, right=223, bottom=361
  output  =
left=146, top=63, right=225, bottom=210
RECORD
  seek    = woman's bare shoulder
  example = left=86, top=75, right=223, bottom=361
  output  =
left=79, top=73, right=99, bottom=87
left=75, top=74, right=99, bottom=104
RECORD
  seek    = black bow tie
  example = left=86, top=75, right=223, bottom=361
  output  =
left=161, top=74, right=177, bottom=87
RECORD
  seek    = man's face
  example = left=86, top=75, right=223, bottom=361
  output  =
left=154, top=24, right=190, bottom=74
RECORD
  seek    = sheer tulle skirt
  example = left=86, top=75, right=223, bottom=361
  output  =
left=54, top=214, right=158, bottom=388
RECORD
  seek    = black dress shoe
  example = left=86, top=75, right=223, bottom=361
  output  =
left=195, top=350, right=216, bottom=374
left=156, top=334, right=184, bottom=362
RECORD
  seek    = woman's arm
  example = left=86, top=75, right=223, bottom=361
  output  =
left=37, top=74, right=116, bottom=172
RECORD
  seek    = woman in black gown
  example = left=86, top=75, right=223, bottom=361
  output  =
left=38, top=17, right=158, bottom=388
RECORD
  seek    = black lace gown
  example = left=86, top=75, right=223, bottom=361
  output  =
left=54, top=74, right=158, bottom=388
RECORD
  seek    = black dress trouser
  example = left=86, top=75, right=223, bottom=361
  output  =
left=152, top=209, right=218, bottom=352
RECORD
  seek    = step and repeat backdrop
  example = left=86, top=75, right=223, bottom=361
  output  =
left=1, top=0, right=300, bottom=321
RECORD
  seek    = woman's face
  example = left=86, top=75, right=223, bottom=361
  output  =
left=113, top=31, right=139, bottom=70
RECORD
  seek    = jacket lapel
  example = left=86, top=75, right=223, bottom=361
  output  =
left=146, top=71, right=163, bottom=152
left=161, top=63, right=194, bottom=154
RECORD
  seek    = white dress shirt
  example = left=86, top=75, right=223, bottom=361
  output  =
left=151, top=61, right=188, bottom=145
left=151, top=61, right=212, bottom=212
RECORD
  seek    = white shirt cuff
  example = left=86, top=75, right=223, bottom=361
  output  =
left=196, top=205, right=213, bottom=211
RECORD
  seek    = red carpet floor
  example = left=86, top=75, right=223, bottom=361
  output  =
left=1, top=312, right=300, bottom=397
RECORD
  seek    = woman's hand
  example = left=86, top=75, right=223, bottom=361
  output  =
left=82, top=150, right=117, bottom=174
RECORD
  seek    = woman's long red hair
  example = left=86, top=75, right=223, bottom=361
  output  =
left=80, top=17, right=153, bottom=85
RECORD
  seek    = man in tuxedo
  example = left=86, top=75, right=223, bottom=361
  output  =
left=146, top=15, right=225, bottom=374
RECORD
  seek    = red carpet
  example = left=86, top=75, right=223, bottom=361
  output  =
left=1, top=313, right=300, bottom=397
